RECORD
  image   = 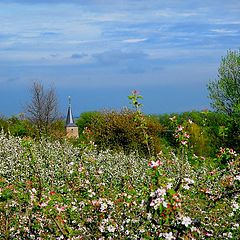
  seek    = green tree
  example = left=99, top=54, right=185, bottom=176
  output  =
left=208, top=50, right=240, bottom=150
left=208, top=49, right=240, bottom=115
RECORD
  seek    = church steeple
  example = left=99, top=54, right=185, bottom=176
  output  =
left=66, top=96, right=76, bottom=127
left=65, top=96, right=79, bottom=138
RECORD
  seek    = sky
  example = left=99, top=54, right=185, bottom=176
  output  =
left=0, top=0, right=240, bottom=117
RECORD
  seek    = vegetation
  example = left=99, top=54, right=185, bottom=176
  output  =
left=0, top=51, right=239, bottom=238
left=208, top=49, right=240, bottom=116
left=0, top=120, right=239, bottom=239
left=208, top=49, right=240, bottom=150
left=25, top=81, right=60, bottom=136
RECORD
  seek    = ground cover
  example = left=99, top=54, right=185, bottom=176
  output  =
left=0, top=123, right=239, bottom=239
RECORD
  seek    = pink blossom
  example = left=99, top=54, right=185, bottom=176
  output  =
left=54, top=205, right=65, bottom=213
left=181, top=140, right=188, bottom=146
left=177, top=125, right=184, bottom=132
left=148, top=159, right=163, bottom=168
left=184, top=132, right=190, bottom=139
left=132, top=89, right=140, bottom=95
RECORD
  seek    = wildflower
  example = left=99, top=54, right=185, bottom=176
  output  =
left=235, top=175, right=240, bottom=181
left=229, top=148, right=237, bottom=156
left=156, top=188, right=166, bottom=196
left=182, top=216, right=192, bottom=227
left=232, top=202, right=239, bottom=211
left=183, top=185, right=190, bottom=190
left=223, top=232, right=233, bottom=238
left=99, top=225, right=105, bottom=233
left=54, top=205, right=65, bottom=213
left=232, top=223, right=239, bottom=229
left=181, top=140, right=188, bottom=146
left=165, top=232, right=175, bottom=240
left=184, top=178, right=194, bottom=184
left=166, top=183, right=172, bottom=189
left=100, top=202, right=108, bottom=212
left=184, top=132, right=190, bottom=138
left=88, top=189, right=96, bottom=197
left=107, top=225, right=116, bottom=233
left=39, top=201, right=48, bottom=208
left=148, top=159, right=162, bottom=168
left=132, top=89, right=140, bottom=95
left=162, top=201, right=168, bottom=208
left=177, top=125, right=184, bottom=132
left=31, top=188, right=37, bottom=194
left=188, top=119, right=193, bottom=124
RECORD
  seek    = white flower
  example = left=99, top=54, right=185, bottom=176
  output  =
left=182, top=216, right=192, bottom=227
left=233, top=223, right=239, bottom=228
left=184, top=178, right=194, bottom=184
left=163, top=201, right=168, bottom=208
left=156, top=188, right=166, bottom=196
left=88, top=189, right=96, bottom=197
left=99, top=225, right=105, bottom=233
left=235, top=175, right=240, bottom=181
left=107, top=225, right=116, bottom=233
left=100, top=202, right=108, bottom=212
left=232, top=202, right=239, bottom=211
left=228, top=232, right=233, bottom=238
left=183, top=185, right=190, bottom=190
left=165, top=232, right=175, bottom=240
left=223, top=232, right=233, bottom=238
left=31, top=188, right=37, bottom=194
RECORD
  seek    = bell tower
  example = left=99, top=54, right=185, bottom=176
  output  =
left=65, top=96, right=79, bottom=138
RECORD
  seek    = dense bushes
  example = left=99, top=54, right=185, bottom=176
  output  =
left=1, top=108, right=238, bottom=157
left=80, top=109, right=164, bottom=156
left=74, top=109, right=238, bottom=157
left=158, top=111, right=237, bottom=156
left=0, top=115, right=65, bottom=139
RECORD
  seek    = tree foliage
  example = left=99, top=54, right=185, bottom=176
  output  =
left=208, top=49, right=240, bottom=116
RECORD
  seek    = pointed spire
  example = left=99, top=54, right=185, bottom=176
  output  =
left=66, top=96, right=77, bottom=127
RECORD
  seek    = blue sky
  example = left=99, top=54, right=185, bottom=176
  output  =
left=0, top=0, right=240, bottom=116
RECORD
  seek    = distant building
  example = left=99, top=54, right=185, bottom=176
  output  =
left=65, top=97, right=79, bottom=138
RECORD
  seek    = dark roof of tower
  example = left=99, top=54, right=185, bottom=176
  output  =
left=65, top=96, right=77, bottom=127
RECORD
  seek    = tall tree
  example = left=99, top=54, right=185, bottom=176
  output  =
left=26, top=81, right=59, bottom=135
left=207, top=49, right=240, bottom=116
left=208, top=50, right=240, bottom=150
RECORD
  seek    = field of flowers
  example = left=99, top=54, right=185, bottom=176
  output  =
left=0, top=120, right=239, bottom=240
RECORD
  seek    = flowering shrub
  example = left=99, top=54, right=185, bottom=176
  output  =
left=0, top=128, right=239, bottom=239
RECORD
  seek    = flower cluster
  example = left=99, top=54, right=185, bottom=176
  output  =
left=0, top=131, right=239, bottom=239
left=174, top=124, right=190, bottom=146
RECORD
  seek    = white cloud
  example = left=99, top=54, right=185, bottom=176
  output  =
left=122, top=38, right=147, bottom=43
left=211, top=28, right=238, bottom=35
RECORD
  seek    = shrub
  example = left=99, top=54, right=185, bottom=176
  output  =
left=88, top=109, right=164, bottom=156
left=158, top=111, right=234, bottom=156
